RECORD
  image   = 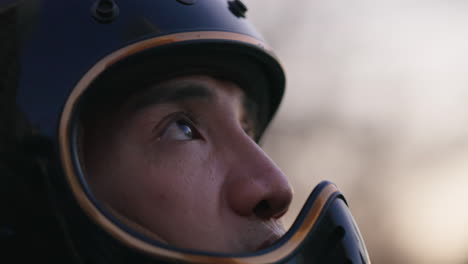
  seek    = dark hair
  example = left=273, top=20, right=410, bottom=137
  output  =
left=0, top=4, right=76, bottom=262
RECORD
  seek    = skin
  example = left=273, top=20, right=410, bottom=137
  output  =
left=81, top=75, right=293, bottom=254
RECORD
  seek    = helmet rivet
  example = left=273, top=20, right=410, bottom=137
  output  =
left=228, top=0, right=247, bottom=18
left=176, top=0, right=196, bottom=5
left=91, top=0, right=120, bottom=24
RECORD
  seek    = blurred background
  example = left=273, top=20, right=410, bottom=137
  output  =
left=243, top=0, right=468, bottom=263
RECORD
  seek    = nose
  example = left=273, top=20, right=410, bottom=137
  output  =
left=224, top=137, right=293, bottom=220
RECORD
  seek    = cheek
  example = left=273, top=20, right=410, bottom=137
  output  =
left=135, top=142, right=224, bottom=216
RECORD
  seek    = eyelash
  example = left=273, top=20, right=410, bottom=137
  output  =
left=153, top=111, right=256, bottom=142
left=157, top=111, right=202, bottom=140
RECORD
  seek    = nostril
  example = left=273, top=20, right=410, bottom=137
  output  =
left=253, top=199, right=272, bottom=219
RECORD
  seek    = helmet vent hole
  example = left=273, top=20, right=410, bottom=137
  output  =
left=91, top=0, right=120, bottom=24
left=176, top=0, right=197, bottom=5
left=228, top=0, right=248, bottom=18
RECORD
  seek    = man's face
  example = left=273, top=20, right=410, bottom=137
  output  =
left=81, top=75, right=293, bottom=253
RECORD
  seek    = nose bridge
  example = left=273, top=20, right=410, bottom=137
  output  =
left=224, top=133, right=293, bottom=220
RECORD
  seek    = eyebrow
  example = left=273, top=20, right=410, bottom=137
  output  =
left=123, top=80, right=260, bottom=138
left=125, top=82, right=215, bottom=113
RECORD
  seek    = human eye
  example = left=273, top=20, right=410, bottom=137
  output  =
left=160, top=115, right=201, bottom=141
left=241, top=119, right=257, bottom=140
